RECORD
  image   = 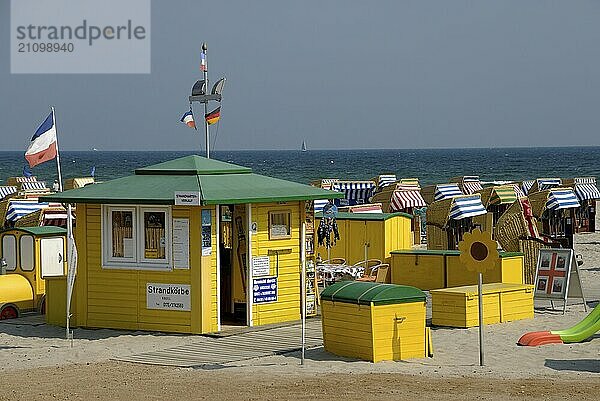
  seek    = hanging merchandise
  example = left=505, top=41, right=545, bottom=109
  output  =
left=317, top=216, right=340, bottom=248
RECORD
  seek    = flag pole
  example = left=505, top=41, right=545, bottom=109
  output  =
left=202, top=42, right=210, bottom=159
left=52, top=106, right=64, bottom=192
left=53, top=106, right=76, bottom=344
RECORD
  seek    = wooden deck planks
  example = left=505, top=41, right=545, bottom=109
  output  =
left=115, top=319, right=323, bottom=367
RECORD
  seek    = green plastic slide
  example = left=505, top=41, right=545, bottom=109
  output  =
left=552, top=303, right=600, bottom=343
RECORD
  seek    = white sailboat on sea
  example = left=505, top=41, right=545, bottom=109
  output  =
left=301, top=140, right=307, bottom=152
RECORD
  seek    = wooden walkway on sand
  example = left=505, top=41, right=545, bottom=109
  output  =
left=115, top=319, right=323, bottom=368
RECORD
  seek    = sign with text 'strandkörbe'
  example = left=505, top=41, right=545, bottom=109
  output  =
left=146, top=283, right=191, bottom=311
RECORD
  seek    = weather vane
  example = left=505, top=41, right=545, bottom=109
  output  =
left=188, top=42, right=226, bottom=158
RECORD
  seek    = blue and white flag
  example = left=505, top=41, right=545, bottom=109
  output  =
left=180, top=109, right=196, bottom=129
left=25, top=111, right=57, bottom=167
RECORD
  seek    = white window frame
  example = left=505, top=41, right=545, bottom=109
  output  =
left=103, top=206, right=137, bottom=266
left=101, top=205, right=172, bottom=271
left=139, top=207, right=172, bottom=265
left=19, top=235, right=35, bottom=272
left=2, top=235, right=17, bottom=271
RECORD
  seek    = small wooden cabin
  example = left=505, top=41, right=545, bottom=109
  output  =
left=43, top=156, right=341, bottom=334
left=314, top=212, right=413, bottom=265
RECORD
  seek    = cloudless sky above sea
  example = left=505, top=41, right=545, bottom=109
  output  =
left=1, top=1, right=600, bottom=151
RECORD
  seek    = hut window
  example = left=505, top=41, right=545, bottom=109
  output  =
left=102, top=206, right=171, bottom=269
left=141, top=209, right=167, bottom=261
left=109, top=208, right=136, bottom=260
left=269, top=211, right=291, bottom=239
left=20, top=235, right=34, bottom=272
left=1, top=235, right=17, bottom=271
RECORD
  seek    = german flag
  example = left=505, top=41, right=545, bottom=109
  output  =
left=205, top=107, right=221, bottom=125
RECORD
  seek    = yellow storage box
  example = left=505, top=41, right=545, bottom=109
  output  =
left=390, top=250, right=525, bottom=290
left=430, top=283, right=534, bottom=328
left=390, top=249, right=456, bottom=290
left=320, top=281, right=427, bottom=362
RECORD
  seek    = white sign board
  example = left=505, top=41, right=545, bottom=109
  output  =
left=252, top=256, right=271, bottom=276
left=174, top=191, right=201, bottom=206
left=534, top=248, right=586, bottom=313
left=146, top=283, right=191, bottom=311
left=172, top=218, right=189, bottom=269
left=253, top=276, right=278, bottom=304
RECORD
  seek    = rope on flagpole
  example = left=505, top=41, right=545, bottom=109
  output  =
left=52, top=106, right=64, bottom=192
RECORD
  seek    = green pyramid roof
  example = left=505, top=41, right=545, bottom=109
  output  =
left=43, top=155, right=343, bottom=205
left=135, top=155, right=252, bottom=175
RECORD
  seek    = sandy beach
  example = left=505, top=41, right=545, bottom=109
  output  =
left=1, top=222, right=598, bottom=400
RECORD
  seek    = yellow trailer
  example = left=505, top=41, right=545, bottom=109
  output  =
left=320, top=281, right=428, bottom=362
left=0, top=226, right=66, bottom=319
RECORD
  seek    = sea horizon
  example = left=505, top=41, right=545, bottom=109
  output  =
left=1, top=146, right=599, bottom=188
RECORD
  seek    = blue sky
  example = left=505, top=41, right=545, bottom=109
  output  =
left=1, top=0, right=599, bottom=151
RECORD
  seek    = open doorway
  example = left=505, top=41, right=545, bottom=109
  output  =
left=219, top=204, right=248, bottom=326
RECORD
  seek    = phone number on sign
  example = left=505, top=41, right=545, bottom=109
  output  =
left=18, top=42, right=75, bottom=53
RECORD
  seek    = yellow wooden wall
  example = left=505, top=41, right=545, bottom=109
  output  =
left=385, top=216, right=412, bottom=253
left=322, top=300, right=426, bottom=362
left=370, top=302, right=426, bottom=362
left=250, top=202, right=301, bottom=326
left=315, top=215, right=412, bottom=265
left=390, top=252, right=525, bottom=291
left=72, top=203, right=216, bottom=334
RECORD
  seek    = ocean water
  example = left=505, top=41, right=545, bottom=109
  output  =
left=1, top=147, right=599, bottom=187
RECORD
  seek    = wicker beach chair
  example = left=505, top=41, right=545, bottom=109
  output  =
left=356, top=263, right=390, bottom=283
left=350, top=258, right=382, bottom=279
left=449, top=176, right=483, bottom=195
left=494, top=198, right=562, bottom=284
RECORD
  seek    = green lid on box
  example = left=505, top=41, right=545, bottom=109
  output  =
left=320, top=281, right=426, bottom=306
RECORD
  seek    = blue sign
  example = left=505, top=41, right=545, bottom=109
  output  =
left=253, top=276, right=278, bottom=304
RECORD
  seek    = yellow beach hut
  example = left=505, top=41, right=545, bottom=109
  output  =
left=43, top=155, right=341, bottom=334
left=314, top=211, right=413, bottom=270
